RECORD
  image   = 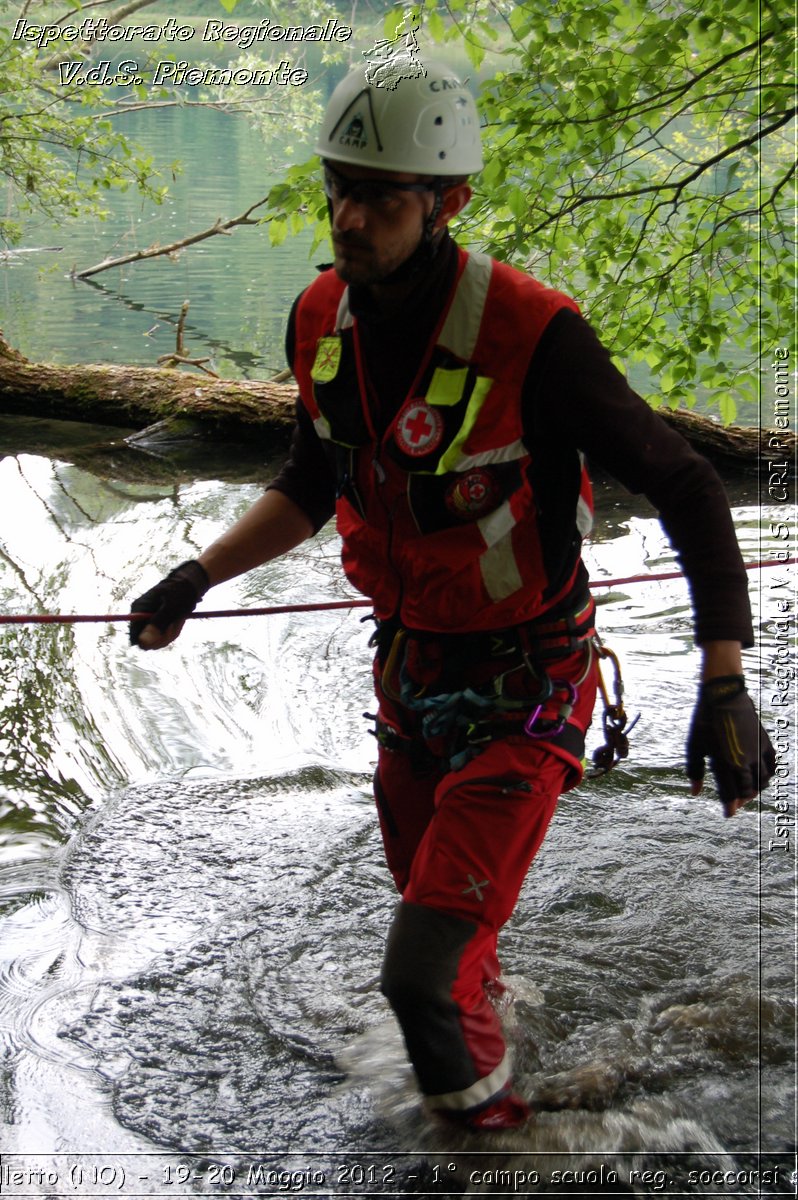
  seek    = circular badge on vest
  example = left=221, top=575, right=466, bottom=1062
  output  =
left=445, top=468, right=501, bottom=519
left=395, top=400, right=444, bottom=458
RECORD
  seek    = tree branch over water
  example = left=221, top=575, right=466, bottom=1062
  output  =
left=74, top=196, right=270, bottom=279
left=41, top=0, right=161, bottom=69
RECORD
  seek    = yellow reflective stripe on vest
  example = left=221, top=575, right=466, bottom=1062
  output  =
left=434, top=376, right=494, bottom=475
left=433, top=252, right=524, bottom=474
left=425, top=365, right=469, bottom=407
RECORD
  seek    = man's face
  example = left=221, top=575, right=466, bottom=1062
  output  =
left=324, top=162, right=436, bottom=287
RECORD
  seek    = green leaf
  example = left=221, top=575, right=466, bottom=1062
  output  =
left=509, top=7, right=534, bottom=39
left=383, top=9, right=407, bottom=40
left=464, top=38, right=486, bottom=69
left=464, top=0, right=773, bottom=421
left=481, top=155, right=504, bottom=186
left=718, top=393, right=737, bottom=424
left=507, top=186, right=527, bottom=220
left=427, top=11, right=446, bottom=41
left=268, top=217, right=288, bottom=246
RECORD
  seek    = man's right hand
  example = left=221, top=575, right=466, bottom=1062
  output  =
left=129, top=560, right=210, bottom=650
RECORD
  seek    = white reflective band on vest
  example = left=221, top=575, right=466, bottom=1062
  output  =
left=335, top=289, right=354, bottom=331
left=437, top=249, right=493, bottom=361
left=441, top=438, right=528, bottom=474
left=576, top=452, right=593, bottom=537
left=434, top=249, right=527, bottom=471
left=576, top=494, right=593, bottom=538
left=437, top=252, right=528, bottom=602
left=478, top=501, right=523, bottom=601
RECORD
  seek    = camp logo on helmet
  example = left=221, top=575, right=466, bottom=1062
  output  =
left=340, top=113, right=367, bottom=149
left=429, top=77, right=465, bottom=92
left=395, top=400, right=444, bottom=457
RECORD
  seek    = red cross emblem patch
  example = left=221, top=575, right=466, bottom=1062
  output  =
left=395, top=400, right=444, bottom=458
left=445, top=468, right=500, bottom=519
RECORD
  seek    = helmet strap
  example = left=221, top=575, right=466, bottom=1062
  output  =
left=424, top=179, right=445, bottom=242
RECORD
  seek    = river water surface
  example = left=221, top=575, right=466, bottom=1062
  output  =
left=0, top=418, right=793, bottom=1197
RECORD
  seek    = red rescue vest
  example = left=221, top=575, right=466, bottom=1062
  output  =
left=292, top=247, right=594, bottom=633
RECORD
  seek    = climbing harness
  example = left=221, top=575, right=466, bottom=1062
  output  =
left=369, top=612, right=598, bottom=772
left=368, top=621, right=639, bottom=778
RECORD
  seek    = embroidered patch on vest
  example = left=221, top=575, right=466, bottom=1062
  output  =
left=445, top=468, right=501, bottom=519
left=311, top=336, right=342, bottom=382
left=395, top=400, right=444, bottom=457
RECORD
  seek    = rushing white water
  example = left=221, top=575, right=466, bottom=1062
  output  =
left=0, top=428, right=793, bottom=1196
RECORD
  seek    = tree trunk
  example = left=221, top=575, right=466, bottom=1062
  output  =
left=657, top=407, right=794, bottom=469
left=0, top=333, right=295, bottom=442
left=0, top=333, right=792, bottom=467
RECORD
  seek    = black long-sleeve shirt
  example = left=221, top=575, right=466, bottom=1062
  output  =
left=270, top=235, right=753, bottom=647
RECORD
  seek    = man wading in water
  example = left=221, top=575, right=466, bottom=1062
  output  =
left=130, top=61, right=775, bottom=1131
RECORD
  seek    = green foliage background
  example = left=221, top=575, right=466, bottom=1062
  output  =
left=457, top=0, right=794, bottom=421
left=267, top=0, right=795, bottom=421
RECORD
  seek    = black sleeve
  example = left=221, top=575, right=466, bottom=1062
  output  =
left=266, top=400, right=337, bottom=534
left=264, top=295, right=337, bottom=534
left=528, top=308, right=754, bottom=648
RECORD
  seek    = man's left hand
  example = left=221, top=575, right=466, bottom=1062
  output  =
left=686, top=675, right=776, bottom=817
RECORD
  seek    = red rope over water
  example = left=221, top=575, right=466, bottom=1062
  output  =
left=0, top=558, right=794, bottom=627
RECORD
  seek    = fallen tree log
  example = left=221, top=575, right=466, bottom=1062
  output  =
left=0, top=331, right=295, bottom=442
left=656, top=407, right=794, bottom=469
left=0, top=333, right=792, bottom=469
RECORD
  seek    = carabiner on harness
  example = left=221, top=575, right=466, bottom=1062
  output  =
left=589, top=638, right=639, bottom=775
left=524, top=680, right=577, bottom=739
left=523, top=637, right=596, bottom=741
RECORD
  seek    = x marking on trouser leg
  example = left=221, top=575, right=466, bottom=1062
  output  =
left=462, top=874, right=490, bottom=901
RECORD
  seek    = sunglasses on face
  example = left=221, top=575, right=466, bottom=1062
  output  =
left=322, top=163, right=435, bottom=211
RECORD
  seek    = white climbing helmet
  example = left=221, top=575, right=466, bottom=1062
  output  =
left=316, top=59, right=483, bottom=176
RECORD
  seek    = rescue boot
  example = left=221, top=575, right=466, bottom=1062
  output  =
left=432, top=1089, right=532, bottom=1132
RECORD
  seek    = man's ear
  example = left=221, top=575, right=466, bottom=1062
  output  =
left=434, top=183, right=472, bottom=230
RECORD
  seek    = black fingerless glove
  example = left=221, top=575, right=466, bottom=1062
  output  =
left=686, top=675, right=776, bottom=810
left=129, top=559, right=210, bottom=646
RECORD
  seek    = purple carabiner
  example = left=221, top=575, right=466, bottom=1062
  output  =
left=524, top=680, right=577, bottom=739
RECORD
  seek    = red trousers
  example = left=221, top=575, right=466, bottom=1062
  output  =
left=374, top=640, right=598, bottom=1112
